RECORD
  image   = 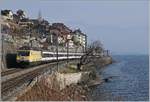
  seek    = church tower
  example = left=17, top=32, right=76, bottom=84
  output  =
left=38, top=10, right=42, bottom=22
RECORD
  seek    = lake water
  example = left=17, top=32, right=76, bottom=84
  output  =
left=90, top=55, right=149, bottom=101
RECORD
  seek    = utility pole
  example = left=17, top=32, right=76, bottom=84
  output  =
left=67, top=34, right=72, bottom=64
left=85, top=35, right=87, bottom=53
left=67, top=39, right=69, bottom=64
left=30, top=24, right=32, bottom=48
left=28, top=23, right=32, bottom=48
left=56, top=33, right=58, bottom=71
left=1, top=34, right=4, bottom=69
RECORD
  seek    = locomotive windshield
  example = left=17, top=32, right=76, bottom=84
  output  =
left=18, top=51, right=30, bottom=56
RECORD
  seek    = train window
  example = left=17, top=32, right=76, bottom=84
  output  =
left=59, top=54, right=64, bottom=57
left=18, top=51, right=30, bottom=56
left=42, top=54, right=54, bottom=57
left=49, top=54, right=54, bottom=57
left=53, top=54, right=57, bottom=57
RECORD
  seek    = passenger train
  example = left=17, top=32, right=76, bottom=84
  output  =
left=16, top=48, right=83, bottom=67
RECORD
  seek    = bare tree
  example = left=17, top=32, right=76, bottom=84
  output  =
left=77, top=40, right=104, bottom=70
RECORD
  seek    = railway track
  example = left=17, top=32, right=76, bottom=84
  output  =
left=1, top=60, right=78, bottom=101
left=1, top=63, right=57, bottom=100
left=2, top=66, right=44, bottom=100
left=1, top=69, right=22, bottom=76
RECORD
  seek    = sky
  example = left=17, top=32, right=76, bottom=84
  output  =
left=0, top=0, right=149, bottom=55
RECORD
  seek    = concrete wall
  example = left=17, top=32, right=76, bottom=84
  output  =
left=1, top=41, right=17, bottom=70
left=56, top=72, right=90, bottom=90
left=42, top=71, right=90, bottom=90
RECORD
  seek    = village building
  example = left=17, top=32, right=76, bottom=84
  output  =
left=18, top=18, right=33, bottom=27
left=49, top=23, right=72, bottom=46
left=1, top=9, right=88, bottom=52
left=29, top=19, right=49, bottom=38
left=73, top=29, right=87, bottom=50
left=12, top=14, right=20, bottom=24
left=67, top=33, right=74, bottom=48
left=1, top=10, right=13, bottom=20
left=1, top=20, right=10, bottom=34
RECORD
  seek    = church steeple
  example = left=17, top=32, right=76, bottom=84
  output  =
left=38, top=10, right=42, bottom=22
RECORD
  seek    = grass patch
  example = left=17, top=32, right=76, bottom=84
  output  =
left=59, top=64, right=80, bottom=73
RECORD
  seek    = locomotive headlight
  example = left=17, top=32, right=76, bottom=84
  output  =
left=16, top=56, right=20, bottom=60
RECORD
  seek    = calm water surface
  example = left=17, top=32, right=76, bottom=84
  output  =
left=90, top=55, right=149, bottom=101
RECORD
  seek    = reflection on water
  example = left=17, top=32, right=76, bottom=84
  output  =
left=90, top=55, right=149, bottom=101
